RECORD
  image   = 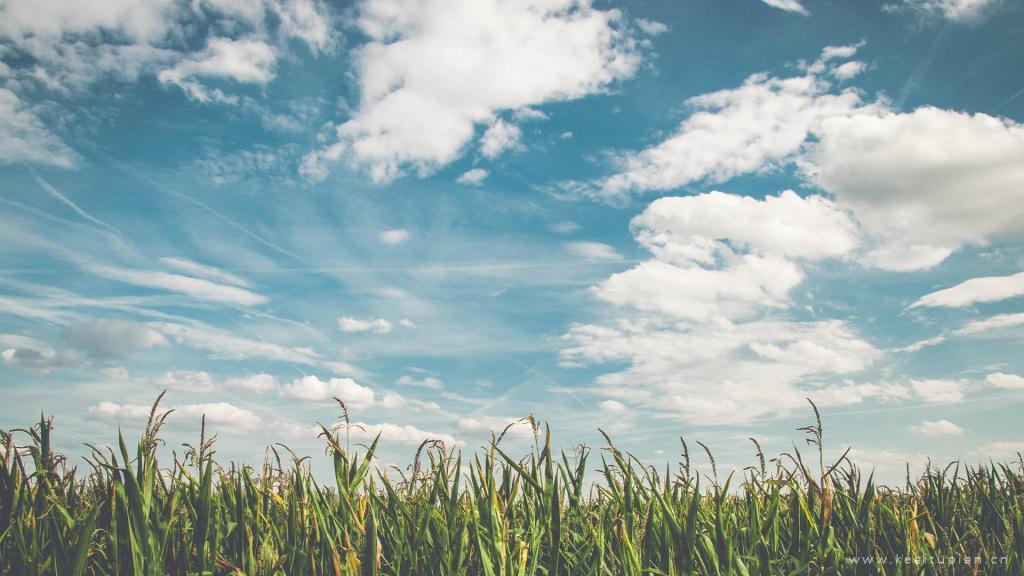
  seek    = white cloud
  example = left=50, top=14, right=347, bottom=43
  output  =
left=89, top=401, right=153, bottom=420
left=158, top=37, right=277, bottom=104
left=986, top=372, right=1024, bottom=389
left=761, top=0, right=810, bottom=15
left=159, top=258, right=250, bottom=287
left=88, top=264, right=266, bottom=306
left=592, top=191, right=857, bottom=322
left=378, top=228, right=410, bottom=245
left=974, top=441, right=1024, bottom=460
left=90, top=400, right=264, bottom=431
left=338, top=316, right=393, bottom=334
left=562, top=318, right=882, bottom=424
left=346, top=421, right=463, bottom=447
left=396, top=374, right=444, bottom=390
left=0, top=88, right=79, bottom=167
left=63, top=319, right=167, bottom=358
left=831, top=61, right=867, bottom=81
left=271, top=0, right=338, bottom=54
left=456, top=416, right=535, bottom=439
left=565, top=242, right=623, bottom=262
left=155, top=370, right=218, bottom=393
left=590, top=44, right=1024, bottom=272
left=954, top=313, right=1024, bottom=336
left=0, top=0, right=178, bottom=44
left=906, top=313, right=1024, bottom=353
left=280, top=375, right=377, bottom=408
left=912, top=272, right=1024, bottom=309
left=480, top=119, right=523, bottom=159
left=912, top=419, right=964, bottom=437
left=456, top=168, right=489, bottom=185
left=910, top=378, right=973, bottom=403
left=0, top=334, right=48, bottom=349
left=595, top=258, right=802, bottom=321
left=884, top=0, right=1000, bottom=23
left=801, top=107, right=1024, bottom=271
left=559, top=188, right=886, bottom=425
left=599, top=399, right=628, bottom=414
left=634, top=191, right=859, bottom=263
left=302, top=0, right=643, bottom=182
left=594, top=45, right=875, bottom=199
left=1, top=345, right=77, bottom=371
left=635, top=18, right=668, bottom=35
left=225, top=373, right=279, bottom=392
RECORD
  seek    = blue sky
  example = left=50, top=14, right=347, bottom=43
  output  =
left=2, top=0, right=1024, bottom=480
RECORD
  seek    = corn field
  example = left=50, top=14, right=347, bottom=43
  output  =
left=1, top=396, right=1021, bottom=575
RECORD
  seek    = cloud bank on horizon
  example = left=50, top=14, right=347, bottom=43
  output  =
left=1, top=0, right=1023, bottom=478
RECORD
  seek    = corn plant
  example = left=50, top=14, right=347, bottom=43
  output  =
left=1, top=395, right=1021, bottom=575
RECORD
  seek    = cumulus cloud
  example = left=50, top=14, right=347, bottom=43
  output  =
left=565, top=242, right=623, bottom=262
left=63, top=319, right=167, bottom=358
left=559, top=188, right=887, bottom=425
left=158, top=37, right=277, bottom=104
left=592, top=45, right=876, bottom=199
left=911, top=272, right=1024, bottom=309
left=338, top=316, right=393, bottom=334
left=0, top=0, right=178, bottom=45
left=910, top=379, right=973, bottom=403
left=279, top=375, right=377, bottom=407
left=271, top=0, right=338, bottom=54
left=801, top=107, right=1024, bottom=271
left=480, top=119, right=523, bottom=159
left=562, top=318, right=882, bottom=424
left=986, top=372, right=1024, bottom=389
left=831, top=61, right=867, bottom=81
left=89, top=401, right=153, bottom=420
left=599, top=399, right=628, bottom=414
left=90, top=400, right=263, bottom=431
left=0, top=0, right=334, bottom=114
left=301, top=0, right=644, bottom=182
left=584, top=44, right=1024, bottom=273
left=346, top=421, right=463, bottom=447
left=155, top=370, right=218, bottom=393
left=592, top=191, right=858, bottom=322
left=1, top=345, right=77, bottom=371
left=912, top=419, right=964, bottom=437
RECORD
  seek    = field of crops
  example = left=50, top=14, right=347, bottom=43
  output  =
left=1, top=396, right=1021, bottom=575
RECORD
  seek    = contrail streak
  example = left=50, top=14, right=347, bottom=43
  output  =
left=28, top=166, right=124, bottom=237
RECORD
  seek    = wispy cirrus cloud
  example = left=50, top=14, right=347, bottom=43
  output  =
left=911, top=271, right=1024, bottom=308
left=87, top=263, right=267, bottom=306
left=761, top=0, right=810, bottom=16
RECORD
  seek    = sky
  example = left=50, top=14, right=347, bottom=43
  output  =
left=1, top=0, right=1024, bottom=482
